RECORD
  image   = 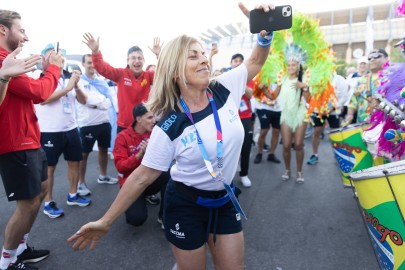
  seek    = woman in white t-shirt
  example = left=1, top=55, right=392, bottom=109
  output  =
left=68, top=3, right=275, bottom=269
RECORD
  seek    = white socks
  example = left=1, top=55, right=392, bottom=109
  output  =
left=0, top=234, right=28, bottom=269
left=0, top=247, right=17, bottom=269
left=16, top=234, right=28, bottom=256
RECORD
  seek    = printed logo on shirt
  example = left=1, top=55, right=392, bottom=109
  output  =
left=124, top=78, right=132, bottom=86
left=44, top=141, right=54, bottom=147
left=180, top=131, right=197, bottom=147
left=85, top=133, right=93, bottom=139
left=170, top=223, right=185, bottom=239
left=141, top=79, right=148, bottom=87
left=228, top=109, right=239, bottom=123
left=161, top=115, right=178, bottom=131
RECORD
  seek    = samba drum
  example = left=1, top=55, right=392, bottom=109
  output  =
left=328, top=123, right=374, bottom=187
left=349, top=160, right=405, bottom=270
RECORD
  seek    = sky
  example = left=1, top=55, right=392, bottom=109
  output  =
left=2, top=0, right=396, bottom=68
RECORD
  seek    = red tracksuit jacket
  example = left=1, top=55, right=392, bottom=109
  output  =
left=0, top=47, right=60, bottom=154
left=92, top=52, right=154, bottom=129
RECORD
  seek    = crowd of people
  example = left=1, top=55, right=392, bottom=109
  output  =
left=0, top=2, right=402, bottom=270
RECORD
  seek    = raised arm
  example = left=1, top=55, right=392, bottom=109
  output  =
left=148, top=37, right=163, bottom=59
left=82, top=32, right=100, bottom=54
left=239, top=2, right=274, bottom=82
left=0, top=47, right=41, bottom=105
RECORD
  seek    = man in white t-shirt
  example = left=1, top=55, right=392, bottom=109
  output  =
left=35, top=44, right=91, bottom=219
left=76, top=54, right=118, bottom=197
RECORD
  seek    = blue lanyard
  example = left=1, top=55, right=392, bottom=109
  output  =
left=179, top=88, right=247, bottom=219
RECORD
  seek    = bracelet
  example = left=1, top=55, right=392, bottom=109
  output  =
left=257, top=32, right=273, bottom=48
left=0, top=77, right=9, bottom=84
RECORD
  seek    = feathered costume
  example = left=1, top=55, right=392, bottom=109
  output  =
left=367, top=62, right=405, bottom=160
left=396, top=0, right=405, bottom=16
left=252, top=12, right=336, bottom=124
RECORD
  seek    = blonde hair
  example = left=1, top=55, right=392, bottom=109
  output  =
left=145, top=35, right=204, bottom=118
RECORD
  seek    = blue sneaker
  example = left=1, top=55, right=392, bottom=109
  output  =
left=67, top=194, right=91, bottom=207
left=307, top=154, right=319, bottom=165
left=43, top=201, right=64, bottom=218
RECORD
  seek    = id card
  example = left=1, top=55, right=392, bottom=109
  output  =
left=61, top=98, right=73, bottom=114
left=239, top=99, right=248, bottom=112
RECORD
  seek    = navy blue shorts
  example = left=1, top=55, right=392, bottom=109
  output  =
left=163, top=180, right=243, bottom=250
left=257, top=109, right=281, bottom=130
left=0, top=149, right=48, bottom=201
left=41, top=128, right=83, bottom=166
left=79, top=122, right=112, bottom=153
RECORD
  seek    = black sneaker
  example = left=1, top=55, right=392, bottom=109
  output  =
left=17, top=246, right=49, bottom=264
left=7, top=259, right=38, bottom=270
left=145, top=194, right=160, bottom=205
left=267, top=154, right=281, bottom=163
left=253, top=153, right=262, bottom=164
left=263, top=144, right=270, bottom=152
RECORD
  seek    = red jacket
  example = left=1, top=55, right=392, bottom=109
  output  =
left=0, top=47, right=60, bottom=155
left=113, top=126, right=151, bottom=187
left=92, top=52, right=154, bottom=128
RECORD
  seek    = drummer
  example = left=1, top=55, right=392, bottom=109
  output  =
left=344, top=49, right=389, bottom=125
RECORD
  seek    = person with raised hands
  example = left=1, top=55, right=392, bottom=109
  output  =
left=0, top=9, right=64, bottom=270
left=0, top=47, right=41, bottom=105
left=68, top=3, right=274, bottom=269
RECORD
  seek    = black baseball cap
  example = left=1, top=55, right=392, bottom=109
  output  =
left=133, top=103, right=148, bottom=120
left=369, top=48, right=388, bottom=57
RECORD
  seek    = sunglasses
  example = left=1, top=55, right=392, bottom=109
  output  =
left=368, top=53, right=384, bottom=61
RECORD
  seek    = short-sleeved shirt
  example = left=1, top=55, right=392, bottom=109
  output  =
left=348, top=73, right=381, bottom=123
left=142, top=65, right=248, bottom=191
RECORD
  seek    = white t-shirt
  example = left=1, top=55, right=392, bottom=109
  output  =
left=331, top=73, right=349, bottom=115
left=142, top=64, right=247, bottom=190
left=35, top=77, right=78, bottom=132
left=76, top=78, right=111, bottom=127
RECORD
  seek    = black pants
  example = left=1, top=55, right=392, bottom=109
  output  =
left=239, top=118, right=253, bottom=177
left=125, top=170, right=170, bottom=226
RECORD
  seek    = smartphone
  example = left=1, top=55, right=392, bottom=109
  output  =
left=249, top=5, right=292, bottom=33
left=56, top=42, right=59, bottom=54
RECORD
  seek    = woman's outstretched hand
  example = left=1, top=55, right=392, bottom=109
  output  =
left=67, top=220, right=110, bottom=250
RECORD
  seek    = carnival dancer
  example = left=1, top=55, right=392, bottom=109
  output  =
left=252, top=12, right=336, bottom=183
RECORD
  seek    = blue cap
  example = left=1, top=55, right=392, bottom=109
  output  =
left=41, top=43, right=67, bottom=56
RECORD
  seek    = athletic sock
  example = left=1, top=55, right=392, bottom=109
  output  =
left=16, top=234, right=28, bottom=256
left=0, top=247, right=17, bottom=270
left=69, top=193, right=77, bottom=198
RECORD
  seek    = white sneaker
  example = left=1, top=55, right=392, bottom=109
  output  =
left=97, top=175, right=118, bottom=184
left=240, top=176, right=252, bottom=187
left=77, top=182, right=91, bottom=196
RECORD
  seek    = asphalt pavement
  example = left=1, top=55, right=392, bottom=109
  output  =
left=0, top=133, right=379, bottom=270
